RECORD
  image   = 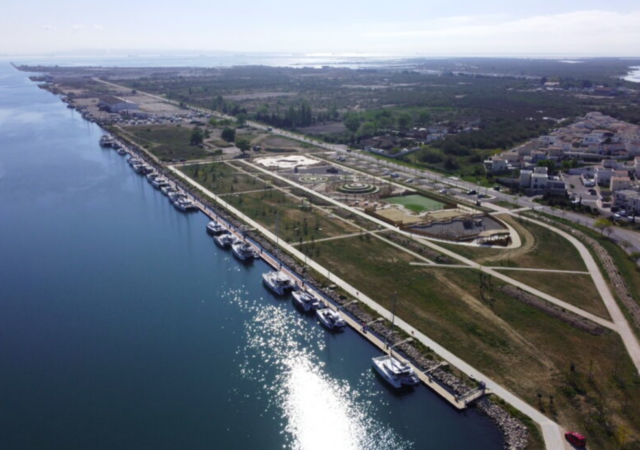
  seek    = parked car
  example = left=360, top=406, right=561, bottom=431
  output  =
left=439, top=189, right=448, bottom=194
left=493, top=185, right=501, bottom=191
left=565, top=432, right=586, bottom=448
left=466, top=189, right=477, bottom=195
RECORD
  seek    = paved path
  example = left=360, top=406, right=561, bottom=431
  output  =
left=291, top=230, right=385, bottom=246
left=241, top=159, right=618, bottom=331
left=310, top=154, right=525, bottom=250
left=97, top=77, right=640, bottom=256
left=487, top=267, right=591, bottom=275
left=512, top=212, right=640, bottom=373
left=169, top=164, right=568, bottom=450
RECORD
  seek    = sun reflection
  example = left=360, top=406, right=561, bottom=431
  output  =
left=226, top=289, right=411, bottom=450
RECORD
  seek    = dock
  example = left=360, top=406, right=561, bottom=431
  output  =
left=99, top=142, right=488, bottom=411
left=176, top=176, right=487, bottom=410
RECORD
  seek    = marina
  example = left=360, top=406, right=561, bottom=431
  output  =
left=98, top=130, right=491, bottom=411
left=0, top=64, right=506, bottom=450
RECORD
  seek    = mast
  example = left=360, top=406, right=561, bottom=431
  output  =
left=387, top=292, right=398, bottom=353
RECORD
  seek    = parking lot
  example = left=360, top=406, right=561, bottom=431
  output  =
left=563, top=174, right=599, bottom=204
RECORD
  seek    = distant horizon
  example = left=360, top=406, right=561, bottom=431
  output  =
left=4, top=50, right=640, bottom=58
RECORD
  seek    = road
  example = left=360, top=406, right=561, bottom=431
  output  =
left=96, top=76, right=640, bottom=255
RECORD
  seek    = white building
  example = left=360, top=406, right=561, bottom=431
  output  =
left=613, top=190, right=640, bottom=214
left=98, top=96, right=139, bottom=113
left=610, top=176, right=632, bottom=193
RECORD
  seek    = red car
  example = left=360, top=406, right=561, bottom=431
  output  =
left=565, top=432, right=587, bottom=447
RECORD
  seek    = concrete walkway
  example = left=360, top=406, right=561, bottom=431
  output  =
left=487, top=267, right=591, bottom=275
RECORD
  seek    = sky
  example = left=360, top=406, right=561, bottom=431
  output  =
left=1, top=0, right=640, bottom=56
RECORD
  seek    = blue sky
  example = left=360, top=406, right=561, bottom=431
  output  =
left=1, top=0, right=639, bottom=55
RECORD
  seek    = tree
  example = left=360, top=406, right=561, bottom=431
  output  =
left=537, top=159, right=556, bottom=173
left=357, top=122, right=375, bottom=139
left=418, top=110, right=431, bottom=126
left=594, top=217, right=612, bottom=235
left=236, top=113, right=247, bottom=127
left=397, top=112, right=412, bottom=130
left=190, top=127, right=204, bottom=145
left=444, top=155, right=460, bottom=172
left=236, top=138, right=250, bottom=155
left=221, top=127, right=236, bottom=142
left=343, top=113, right=361, bottom=133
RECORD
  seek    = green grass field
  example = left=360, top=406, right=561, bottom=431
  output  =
left=123, top=125, right=210, bottom=161
left=311, top=236, right=640, bottom=450
left=385, top=194, right=445, bottom=213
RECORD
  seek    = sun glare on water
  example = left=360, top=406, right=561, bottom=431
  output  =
left=228, top=289, right=410, bottom=450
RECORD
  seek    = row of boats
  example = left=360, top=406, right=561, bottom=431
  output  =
left=102, top=132, right=421, bottom=391
left=100, top=134, right=198, bottom=212
left=206, top=217, right=420, bottom=389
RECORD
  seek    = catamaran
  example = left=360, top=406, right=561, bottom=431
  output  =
left=214, top=232, right=234, bottom=248
left=262, top=271, right=295, bottom=296
left=372, top=355, right=420, bottom=388
left=231, top=241, right=258, bottom=261
left=316, top=307, right=346, bottom=330
left=151, top=176, right=169, bottom=189
left=292, top=290, right=321, bottom=312
left=371, top=293, right=420, bottom=389
left=206, top=220, right=225, bottom=235
left=161, top=185, right=177, bottom=196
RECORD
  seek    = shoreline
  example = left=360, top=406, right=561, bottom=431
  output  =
left=99, top=116, right=531, bottom=448
left=623, top=66, right=640, bottom=83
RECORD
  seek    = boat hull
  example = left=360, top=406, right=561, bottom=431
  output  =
left=372, top=358, right=403, bottom=389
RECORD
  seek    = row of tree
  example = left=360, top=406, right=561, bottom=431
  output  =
left=253, top=101, right=314, bottom=128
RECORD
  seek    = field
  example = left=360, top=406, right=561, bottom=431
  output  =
left=311, top=235, right=640, bottom=450
left=223, top=189, right=358, bottom=243
left=495, top=271, right=610, bottom=320
left=385, top=194, right=446, bottom=213
left=439, top=215, right=588, bottom=272
left=122, top=125, right=211, bottom=161
left=181, top=162, right=268, bottom=195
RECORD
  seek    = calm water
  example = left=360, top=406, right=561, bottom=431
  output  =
left=624, top=66, right=640, bottom=83
left=0, top=64, right=503, bottom=450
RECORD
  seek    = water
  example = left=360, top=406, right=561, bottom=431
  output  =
left=624, top=66, right=640, bottom=83
left=0, top=63, right=504, bottom=450
left=1, top=53, right=406, bottom=70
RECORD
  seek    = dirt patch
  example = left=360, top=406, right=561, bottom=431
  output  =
left=499, top=285, right=609, bottom=336
left=477, top=216, right=536, bottom=264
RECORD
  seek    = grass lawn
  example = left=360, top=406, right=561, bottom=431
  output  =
left=385, top=194, right=445, bottom=213
left=439, top=215, right=587, bottom=272
left=224, top=189, right=357, bottom=243
left=123, top=125, right=211, bottom=161
left=181, top=162, right=268, bottom=195
left=495, top=271, right=611, bottom=320
left=494, top=200, right=520, bottom=210
left=311, top=235, right=640, bottom=450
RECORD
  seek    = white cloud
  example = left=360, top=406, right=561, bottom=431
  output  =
left=362, top=10, right=640, bottom=55
left=92, top=24, right=104, bottom=31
